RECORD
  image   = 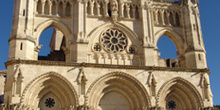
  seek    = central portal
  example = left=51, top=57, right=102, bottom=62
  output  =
left=99, top=92, right=131, bottom=110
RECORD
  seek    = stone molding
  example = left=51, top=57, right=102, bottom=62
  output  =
left=86, top=71, right=151, bottom=109
left=5, top=60, right=210, bottom=73
left=20, top=71, right=79, bottom=108
left=156, top=77, right=204, bottom=108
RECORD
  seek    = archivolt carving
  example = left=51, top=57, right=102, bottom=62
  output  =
left=156, top=77, right=204, bottom=109
left=86, top=71, right=151, bottom=109
left=20, top=72, right=79, bottom=108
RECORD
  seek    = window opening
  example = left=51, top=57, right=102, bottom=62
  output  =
left=157, top=36, right=178, bottom=67
left=198, top=54, right=202, bottom=61
left=20, top=43, right=23, bottom=50
left=45, top=98, right=55, bottom=108
left=128, top=46, right=136, bottom=54
left=37, top=0, right=42, bottom=14
left=158, top=11, right=163, bottom=25
left=44, top=0, right=50, bottom=15
left=65, top=2, right=71, bottom=17
left=52, top=1, right=56, bottom=15
left=58, top=2, right=63, bottom=17
left=167, top=100, right=177, bottom=109
left=23, top=10, right=25, bottom=16
left=38, top=27, right=66, bottom=61
left=169, top=12, right=174, bottom=26
left=135, top=6, right=139, bottom=19
left=93, top=44, right=101, bottom=51
left=108, top=3, right=112, bottom=17
left=0, top=95, right=3, bottom=104
left=164, top=12, right=168, bottom=25
left=175, top=12, right=180, bottom=26
left=101, top=29, right=127, bottom=53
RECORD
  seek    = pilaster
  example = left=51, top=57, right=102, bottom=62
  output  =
left=142, top=3, right=156, bottom=66
left=71, top=1, right=88, bottom=63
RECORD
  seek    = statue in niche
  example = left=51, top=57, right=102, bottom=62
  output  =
left=110, top=0, right=118, bottom=21
left=110, top=0, right=118, bottom=12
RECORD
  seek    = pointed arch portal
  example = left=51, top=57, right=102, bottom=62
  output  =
left=157, top=77, right=204, bottom=109
left=20, top=72, right=78, bottom=109
left=86, top=72, right=151, bottom=110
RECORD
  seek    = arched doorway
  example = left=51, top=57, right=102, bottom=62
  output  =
left=21, top=72, right=78, bottom=109
left=157, top=77, right=203, bottom=110
left=99, top=92, right=131, bottom=110
left=87, top=72, right=151, bottom=110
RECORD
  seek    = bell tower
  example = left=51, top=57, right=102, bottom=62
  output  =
left=8, top=0, right=36, bottom=60
left=181, top=0, right=207, bottom=68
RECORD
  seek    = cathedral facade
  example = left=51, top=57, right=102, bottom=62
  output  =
left=0, top=0, right=214, bottom=109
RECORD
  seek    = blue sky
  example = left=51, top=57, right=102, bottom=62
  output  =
left=0, top=0, right=219, bottom=105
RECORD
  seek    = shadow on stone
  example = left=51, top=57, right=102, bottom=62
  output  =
left=0, top=95, right=3, bottom=104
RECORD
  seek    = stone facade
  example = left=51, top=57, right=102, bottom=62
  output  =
left=0, top=71, right=6, bottom=104
left=1, top=0, right=214, bottom=110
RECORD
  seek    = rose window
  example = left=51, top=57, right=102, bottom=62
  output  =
left=167, top=100, right=176, bottom=109
left=101, top=29, right=127, bottom=53
left=45, top=98, right=55, bottom=108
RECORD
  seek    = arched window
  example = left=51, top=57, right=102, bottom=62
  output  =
left=44, top=0, right=50, bottom=15
left=65, top=2, right=71, bottom=17
left=157, top=36, right=178, bottom=67
left=37, top=0, right=42, bottom=14
left=58, top=2, right=63, bottom=17
left=169, top=12, right=174, bottom=26
left=158, top=11, right=163, bottom=25
left=52, top=1, right=57, bottom=15
left=164, top=12, right=169, bottom=25
left=175, top=12, right=180, bottom=26
left=38, top=27, right=66, bottom=61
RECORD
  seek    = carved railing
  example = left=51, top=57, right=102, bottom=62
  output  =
left=35, top=0, right=72, bottom=17
left=153, top=8, right=181, bottom=27
left=86, top=0, right=141, bottom=20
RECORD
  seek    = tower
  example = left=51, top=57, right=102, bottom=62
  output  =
left=1, top=0, right=214, bottom=109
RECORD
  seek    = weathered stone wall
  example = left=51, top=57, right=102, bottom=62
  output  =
left=0, top=71, right=6, bottom=104
left=3, top=60, right=213, bottom=109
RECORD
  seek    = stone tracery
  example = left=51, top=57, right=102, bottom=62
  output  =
left=101, top=29, right=128, bottom=53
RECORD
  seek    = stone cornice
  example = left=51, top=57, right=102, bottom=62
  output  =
left=9, top=35, right=35, bottom=43
left=0, top=70, right=7, bottom=75
left=5, top=60, right=210, bottom=74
